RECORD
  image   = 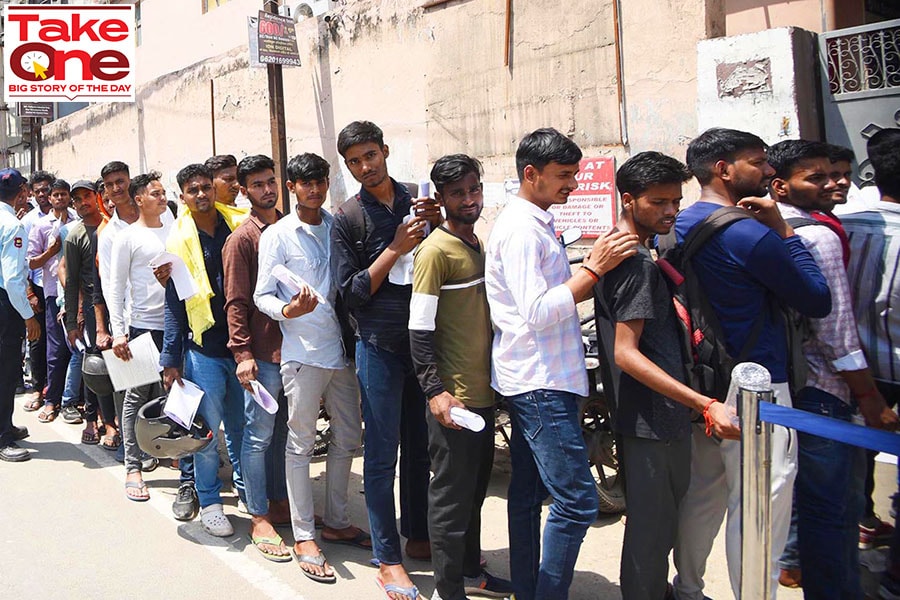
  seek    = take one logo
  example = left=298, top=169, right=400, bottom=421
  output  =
left=2, top=4, right=136, bottom=103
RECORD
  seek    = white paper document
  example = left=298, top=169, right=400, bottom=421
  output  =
left=149, top=251, right=198, bottom=300
left=249, top=380, right=279, bottom=415
left=271, top=264, right=325, bottom=303
left=450, top=406, right=486, bottom=432
left=165, top=378, right=205, bottom=430
left=101, top=332, right=163, bottom=392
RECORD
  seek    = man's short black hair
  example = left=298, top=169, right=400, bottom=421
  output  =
left=337, top=121, right=384, bottom=157
left=29, top=170, right=55, bottom=189
left=176, top=164, right=213, bottom=191
left=827, top=143, right=855, bottom=164
left=205, top=154, right=237, bottom=174
left=616, top=151, right=691, bottom=198
left=286, top=153, right=330, bottom=183
left=95, top=178, right=105, bottom=193
left=129, top=171, right=162, bottom=199
left=515, top=128, right=583, bottom=181
left=50, top=178, right=71, bottom=192
left=237, top=155, right=276, bottom=187
left=430, top=154, right=483, bottom=195
left=767, top=139, right=833, bottom=180
left=868, top=128, right=900, bottom=199
left=686, top=128, right=768, bottom=185
left=100, top=161, right=130, bottom=179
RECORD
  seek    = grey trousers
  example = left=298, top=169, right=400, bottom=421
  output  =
left=122, top=380, right=164, bottom=472
left=620, top=433, right=691, bottom=600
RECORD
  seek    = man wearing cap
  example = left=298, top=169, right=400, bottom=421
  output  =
left=0, top=168, right=42, bottom=462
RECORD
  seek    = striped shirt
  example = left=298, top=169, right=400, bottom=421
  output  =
left=843, top=202, right=900, bottom=385
left=485, top=196, right=588, bottom=398
left=780, top=203, right=867, bottom=404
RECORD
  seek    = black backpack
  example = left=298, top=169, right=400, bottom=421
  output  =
left=656, top=207, right=767, bottom=400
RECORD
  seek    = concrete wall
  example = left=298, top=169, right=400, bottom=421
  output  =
left=42, top=0, right=720, bottom=215
left=697, top=27, right=822, bottom=145
left=725, top=0, right=866, bottom=35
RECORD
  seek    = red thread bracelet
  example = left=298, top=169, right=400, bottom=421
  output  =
left=702, top=399, right=718, bottom=437
left=580, top=265, right=600, bottom=282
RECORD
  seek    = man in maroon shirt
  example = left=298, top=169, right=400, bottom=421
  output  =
left=222, top=154, right=290, bottom=561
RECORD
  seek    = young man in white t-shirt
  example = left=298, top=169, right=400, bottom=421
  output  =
left=107, top=171, right=173, bottom=502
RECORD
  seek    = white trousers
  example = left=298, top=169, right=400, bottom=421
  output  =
left=673, top=381, right=797, bottom=600
left=281, top=362, right=362, bottom=542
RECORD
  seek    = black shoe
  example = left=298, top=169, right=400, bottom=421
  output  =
left=60, top=406, right=84, bottom=425
left=173, top=482, right=199, bottom=521
left=13, top=425, right=29, bottom=441
left=463, top=570, right=514, bottom=598
left=0, top=442, right=30, bottom=462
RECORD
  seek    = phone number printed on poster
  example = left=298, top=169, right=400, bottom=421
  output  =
left=549, top=157, right=617, bottom=238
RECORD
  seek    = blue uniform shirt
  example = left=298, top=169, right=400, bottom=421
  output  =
left=0, top=202, right=34, bottom=320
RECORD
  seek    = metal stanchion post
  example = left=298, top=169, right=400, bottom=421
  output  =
left=737, top=362, right=774, bottom=600
left=740, top=384, right=774, bottom=598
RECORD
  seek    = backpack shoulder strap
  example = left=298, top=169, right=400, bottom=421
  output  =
left=682, top=207, right=750, bottom=260
left=785, top=216, right=821, bottom=229
left=337, top=194, right=372, bottom=264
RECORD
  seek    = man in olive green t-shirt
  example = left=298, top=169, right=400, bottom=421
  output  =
left=409, top=154, right=512, bottom=600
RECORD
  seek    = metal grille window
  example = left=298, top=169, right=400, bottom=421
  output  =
left=824, top=20, right=900, bottom=98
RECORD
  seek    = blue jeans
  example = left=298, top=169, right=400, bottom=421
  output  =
left=356, top=339, right=430, bottom=565
left=61, top=342, right=83, bottom=408
left=507, top=389, right=599, bottom=600
left=795, top=387, right=866, bottom=600
left=240, top=359, right=287, bottom=516
left=185, top=350, right=245, bottom=509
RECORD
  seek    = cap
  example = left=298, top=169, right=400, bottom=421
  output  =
left=0, top=168, right=26, bottom=192
left=71, top=179, right=97, bottom=193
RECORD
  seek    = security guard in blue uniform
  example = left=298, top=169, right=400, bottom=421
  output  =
left=0, top=168, right=41, bottom=462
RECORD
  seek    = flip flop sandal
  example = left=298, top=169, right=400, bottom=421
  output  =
left=249, top=534, right=292, bottom=563
left=101, top=433, right=122, bottom=450
left=292, top=549, right=336, bottom=584
left=375, top=576, right=422, bottom=600
left=81, top=429, right=100, bottom=445
left=322, top=528, right=372, bottom=550
left=23, top=397, right=43, bottom=412
left=37, top=406, right=58, bottom=423
left=125, top=481, right=150, bottom=502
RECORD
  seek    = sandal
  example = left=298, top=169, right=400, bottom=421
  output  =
left=101, top=433, right=121, bottom=450
left=22, top=396, right=43, bottom=412
left=37, top=405, right=58, bottom=423
left=125, top=480, right=150, bottom=502
left=292, top=549, right=336, bottom=584
left=81, top=429, right=100, bottom=445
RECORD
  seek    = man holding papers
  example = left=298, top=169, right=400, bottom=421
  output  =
left=222, top=155, right=291, bottom=562
left=160, top=164, right=249, bottom=538
left=254, top=153, right=365, bottom=583
left=409, top=155, right=513, bottom=600
left=107, top=172, right=172, bottom=502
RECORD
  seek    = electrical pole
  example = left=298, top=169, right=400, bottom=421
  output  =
left=265, top=0, right=290, bottom=213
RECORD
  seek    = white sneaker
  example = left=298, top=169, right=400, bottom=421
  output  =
left=200, top=503, right=234, bottom=537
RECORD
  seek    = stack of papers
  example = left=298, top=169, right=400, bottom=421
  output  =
left=101, top=332, right=163, bottom=392
left=165, top=379, right=205, bottom=430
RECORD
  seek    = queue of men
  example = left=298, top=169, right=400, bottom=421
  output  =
left=0, top=122, right=899, bottom=600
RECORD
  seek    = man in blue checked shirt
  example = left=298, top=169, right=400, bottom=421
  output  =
left=0, top=168, right=42, bottom=462
left=485, top=128, right=639, bottom=600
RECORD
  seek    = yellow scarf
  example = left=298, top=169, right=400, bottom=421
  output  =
left=166, top=202, right=248, bottom=346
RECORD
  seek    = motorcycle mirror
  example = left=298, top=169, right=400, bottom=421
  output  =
left=559, top=227, right=583, bottom=247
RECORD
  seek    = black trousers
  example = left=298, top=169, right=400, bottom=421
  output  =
left=27, top=284, right=46, bottom=392
left=620, top=433, right=691, bottom=600
left=426, top=404, right=495, bottom=600
left=0, top=288, right=26, bottom=447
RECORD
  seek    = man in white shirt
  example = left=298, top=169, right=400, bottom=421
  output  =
left=108, top=172, right=172, bottom=502
left=254, top=153, right=366, bottom=584
left=485, top=127, right=638, bottom=600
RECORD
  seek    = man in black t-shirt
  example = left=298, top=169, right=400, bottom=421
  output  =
left=597, top=152, right=740, bottom=600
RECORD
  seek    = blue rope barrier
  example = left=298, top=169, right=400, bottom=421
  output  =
left=758, top=402, right=900, bottom=456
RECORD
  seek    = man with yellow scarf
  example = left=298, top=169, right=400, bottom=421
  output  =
left=160, top=163, right=249, bottom=537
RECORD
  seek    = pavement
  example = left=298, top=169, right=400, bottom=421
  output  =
left=1, top=392, right=895, bottom=600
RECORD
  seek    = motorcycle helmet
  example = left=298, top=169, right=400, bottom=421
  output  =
left=82, top=352, right=115, bottom=397
left=136, top=396, right=214, bottom=459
